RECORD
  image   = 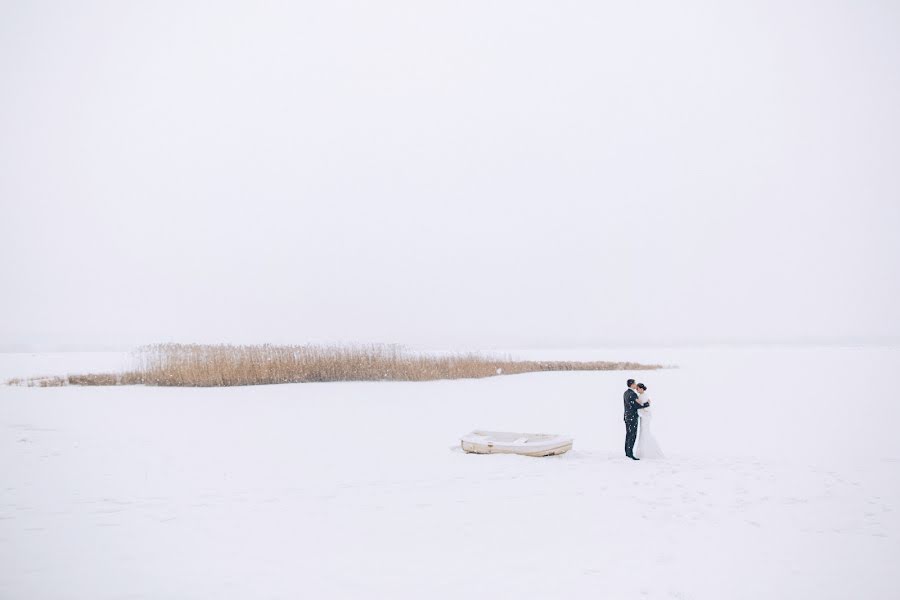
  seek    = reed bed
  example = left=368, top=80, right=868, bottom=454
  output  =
left=10, top=343, right=662, bottom=387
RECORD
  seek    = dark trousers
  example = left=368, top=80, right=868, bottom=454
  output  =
left=624, top=417, right=639, bottom=457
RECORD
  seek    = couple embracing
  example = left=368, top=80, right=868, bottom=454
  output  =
left=623, top=378, right=664, bottom=460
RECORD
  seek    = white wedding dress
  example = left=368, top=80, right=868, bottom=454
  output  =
left=634, top=393, right=664, bottom=459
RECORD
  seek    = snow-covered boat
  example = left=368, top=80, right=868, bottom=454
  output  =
left=460, top=430, right=573, bottom=457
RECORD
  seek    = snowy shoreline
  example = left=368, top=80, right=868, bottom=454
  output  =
left=2, top=346, right=898, bottom=599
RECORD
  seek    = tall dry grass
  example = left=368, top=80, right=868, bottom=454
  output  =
left=10, top=343, right=662, bottom=387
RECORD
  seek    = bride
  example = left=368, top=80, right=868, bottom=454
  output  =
left=634, top=383, right=664, bottom=459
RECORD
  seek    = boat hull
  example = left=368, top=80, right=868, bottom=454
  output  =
left=460, top=430, right=573, bottom=457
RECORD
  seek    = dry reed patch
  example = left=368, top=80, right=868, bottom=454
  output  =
left=67, top=373, right=142, bottom=386
left=8, top=343, right=663, bottom=387
left=11, top=375, right=69, bottom=387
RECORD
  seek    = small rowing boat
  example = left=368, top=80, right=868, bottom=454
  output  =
left=460, top=430, right=573, bottom=457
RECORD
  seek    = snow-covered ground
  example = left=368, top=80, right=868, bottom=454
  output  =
left=1, top=346, right=898, bottom=599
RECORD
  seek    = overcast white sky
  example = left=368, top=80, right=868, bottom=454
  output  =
left=1, top=1, right=898, bottom=350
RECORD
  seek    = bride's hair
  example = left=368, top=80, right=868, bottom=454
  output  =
left=637, top=383, right=647, bottom=391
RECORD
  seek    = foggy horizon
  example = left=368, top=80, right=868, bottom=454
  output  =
left=1, top=333, right=897, bottom=354
left=2, top=1, right=898, bottom=350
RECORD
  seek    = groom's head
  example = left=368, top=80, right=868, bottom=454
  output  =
left=627, top=379, right=636, bottom=389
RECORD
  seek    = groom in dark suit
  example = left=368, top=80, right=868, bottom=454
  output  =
left=624, top=379, right=648, bottom=460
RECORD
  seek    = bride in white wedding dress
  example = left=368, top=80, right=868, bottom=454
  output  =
left=634, top=383, right=664, bottom=459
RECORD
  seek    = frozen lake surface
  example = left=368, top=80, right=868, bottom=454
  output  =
left=1, top=346, right=898, bottom=599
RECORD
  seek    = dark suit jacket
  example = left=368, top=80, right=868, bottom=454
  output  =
left=623, top=388, right=644, bottom=421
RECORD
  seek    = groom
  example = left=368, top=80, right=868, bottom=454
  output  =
left=623, top=379, right=648, bottom=460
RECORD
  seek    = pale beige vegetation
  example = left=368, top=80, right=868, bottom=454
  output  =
left=9, top=343, right=662, bottom=388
